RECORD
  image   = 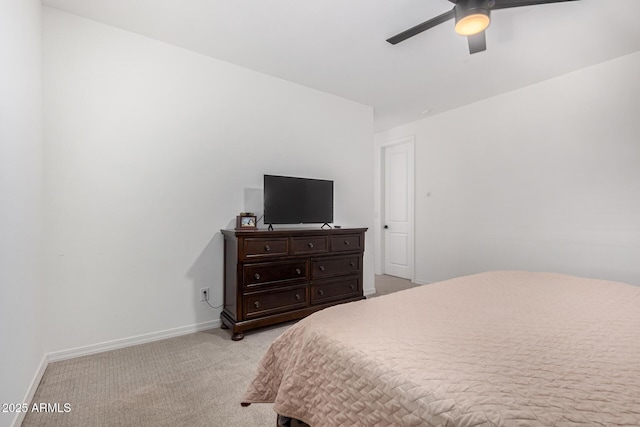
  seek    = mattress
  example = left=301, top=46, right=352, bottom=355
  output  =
left=242, top=271, right=640, bottom=426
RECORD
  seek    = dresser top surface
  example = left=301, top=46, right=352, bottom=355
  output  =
left=221, top=227, right=367, bottom=238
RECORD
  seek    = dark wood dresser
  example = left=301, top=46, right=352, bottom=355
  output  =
left=220, top=227, right=367, bottom=340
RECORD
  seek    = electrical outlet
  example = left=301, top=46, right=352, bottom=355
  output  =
left=200, top=288, right=210, bottom=302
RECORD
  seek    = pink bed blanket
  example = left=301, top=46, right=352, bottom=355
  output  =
left=243, top=271, right=640, bottom=426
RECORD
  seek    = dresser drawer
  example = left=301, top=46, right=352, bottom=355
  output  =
left=243, top=260, right=308, bottom=289
left=291, top=236, right=329, bottom=255
left=311, top=255, right=360, bottom=279
left=330, top=234, right=362, bottom=252
left=244, top=286, right=308, bottom=319
left=243, top=238, right=288, bottom=259
left=311, top=277, right=360, bottom=305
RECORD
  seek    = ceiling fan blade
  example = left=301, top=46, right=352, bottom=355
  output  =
left=386, top=8, right=455, bottom=45
left=468, top=31, right=487, bottom=54
left=492, top=0, right=580, bottom=10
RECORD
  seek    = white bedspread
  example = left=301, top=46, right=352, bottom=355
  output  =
left=243, top=271, right=640, bottom=426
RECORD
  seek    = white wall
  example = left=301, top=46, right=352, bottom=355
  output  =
left=376, top=51, right=640, bottom=286
left=42, top=8, right=374, bottom=354
left=0, top=1, right=44, bottom=426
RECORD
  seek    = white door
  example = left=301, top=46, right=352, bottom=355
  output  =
left=383, top=141, right=414, bottom=279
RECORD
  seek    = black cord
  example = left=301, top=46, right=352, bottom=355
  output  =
left=203, top=289, right=223, bottom=309
left=206, top=299, right=223, bottom=309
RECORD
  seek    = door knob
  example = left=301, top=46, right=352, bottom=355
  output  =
left=384, top=225, right=389, bottom=229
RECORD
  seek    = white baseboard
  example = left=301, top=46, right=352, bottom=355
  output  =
left=47, top=319, right=221, bottom=362
left=12, top=353, right=48, bottom=427
left=363, top=287, right=376, bottom=297
left=412, top=278, right=432, bottom=286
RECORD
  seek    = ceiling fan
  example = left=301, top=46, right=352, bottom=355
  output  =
left=386, top=0, right=580, bottom=54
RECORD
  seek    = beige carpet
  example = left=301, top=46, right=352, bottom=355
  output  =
left=22, top=275, right=412, bottom=427
left=373, top=274, right=413, bottom=296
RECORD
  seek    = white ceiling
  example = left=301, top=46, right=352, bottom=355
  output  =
left=42, top=0, right=640, bottom=132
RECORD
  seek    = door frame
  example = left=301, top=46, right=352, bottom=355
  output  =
left=374, top=135, right=415, bottom=281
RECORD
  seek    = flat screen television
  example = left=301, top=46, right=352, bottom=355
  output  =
left=263, top=175, right=333, bottom=225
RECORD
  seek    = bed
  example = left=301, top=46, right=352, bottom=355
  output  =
left=242, top=271, right=640, bottom=426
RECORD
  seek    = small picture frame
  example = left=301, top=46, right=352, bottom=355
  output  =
left=236, top=214, right=257, bottom=229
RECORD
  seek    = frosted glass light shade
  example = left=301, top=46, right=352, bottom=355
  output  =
left=455, top=12, right=490, bottom=36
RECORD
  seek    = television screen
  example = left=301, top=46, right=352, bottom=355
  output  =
left=264, top=175, right=333, bottom=225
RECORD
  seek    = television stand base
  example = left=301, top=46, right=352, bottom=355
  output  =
left=321, top=223, right=332, bottom=229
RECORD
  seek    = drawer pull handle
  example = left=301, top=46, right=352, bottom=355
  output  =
left=317, top=289, right=324, bottom=296
left=254, top=273, right=261, bottom=280
left=295, top=268, right=301, bottom=275
left=295, top=293, right=301, bottom=301
left=344, top=240, right=350, bottom=245
left=308, top=242, right=314, bottom=248
left=319, top=265, right=325, bottom=272
left=350, top=262, right=355, bottom=267
left=254, top=301, right=260, bottom=308
left=349, top=284, right=355, bottom=290
left=264, top=245, right=271, bottom=252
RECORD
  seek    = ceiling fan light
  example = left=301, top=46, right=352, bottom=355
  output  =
left=455, top=11, right=490, bottom=36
